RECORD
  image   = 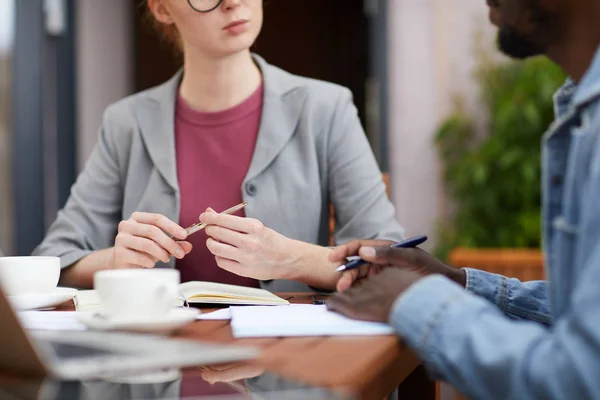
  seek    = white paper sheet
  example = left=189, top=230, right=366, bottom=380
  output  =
left=17, top=311, right=88, bottom=331
left=196, top=308, right=232, bottom=320
left=230, top=304, right=394, bottom=338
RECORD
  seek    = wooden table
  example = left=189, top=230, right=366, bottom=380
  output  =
left=45, top=293, right=435, bottom=400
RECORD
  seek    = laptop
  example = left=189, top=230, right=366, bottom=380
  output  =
left=0, top=286, right=259, bottom=380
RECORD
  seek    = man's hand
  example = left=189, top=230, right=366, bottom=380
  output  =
left=331, top=240, right=466, bottom=291
left=327, top=268, right=425, bottom=322
left=330, top=239, right=393, bottom=291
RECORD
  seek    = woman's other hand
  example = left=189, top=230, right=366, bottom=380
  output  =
left=111, top=212, right=193, bottom=269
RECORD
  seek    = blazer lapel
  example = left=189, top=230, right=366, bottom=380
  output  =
left=133, top=72, right=182, bottom=193
left=244, top=55, right=307, bottom=182
left=131, top=55, right=306, bottom=191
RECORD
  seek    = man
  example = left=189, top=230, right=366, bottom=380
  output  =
left=327, top=0, right=600, bottom=398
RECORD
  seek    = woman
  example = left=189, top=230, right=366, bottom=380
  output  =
left=34, top=0, right=404, bottom=292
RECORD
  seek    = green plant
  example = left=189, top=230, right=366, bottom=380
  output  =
left=435, top=56, right=566, bottom=260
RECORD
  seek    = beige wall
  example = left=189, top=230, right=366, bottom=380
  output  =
left=387, top=0, right=496, bottom=250
left=76, top=0, right=134, bottom=170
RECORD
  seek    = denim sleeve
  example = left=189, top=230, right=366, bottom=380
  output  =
left=464, top=268, right=552, bottom=325
left=389, top=269, right=600, bottom=400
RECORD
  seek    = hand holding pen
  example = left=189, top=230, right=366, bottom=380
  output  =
left=110, top=202, right=248, bottom=271
left=336, top=236, right=428, bottom=272
left=329, top=235, right=468, bottom=292
left=329, top=236, right=430, bottom=292
left=185, top=201, right=248, bottom=236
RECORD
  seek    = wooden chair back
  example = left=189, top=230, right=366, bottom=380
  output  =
left=449, top=248, right=545, bottom=281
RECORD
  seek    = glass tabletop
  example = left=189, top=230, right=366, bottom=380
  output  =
left=0, top=364, right=354, bottom=400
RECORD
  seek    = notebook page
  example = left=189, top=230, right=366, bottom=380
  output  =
left=179, top=282, right=289, bottom=304
left=230, top=304, right=394, bottom=338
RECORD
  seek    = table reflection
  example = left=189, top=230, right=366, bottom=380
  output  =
left=0, top=361, right=353, bottom=400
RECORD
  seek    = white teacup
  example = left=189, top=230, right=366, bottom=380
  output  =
left=0, top=256, right=60, bottom=296
left=94, top=269, right=180, bottom=322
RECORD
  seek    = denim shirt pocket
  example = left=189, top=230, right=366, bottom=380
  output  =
left=549, top=214, right=579, bottom=314
left=551, top=215, right=579, bottom=268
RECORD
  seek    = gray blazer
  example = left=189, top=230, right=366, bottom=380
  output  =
left=34, top=55, right=404, bottom=292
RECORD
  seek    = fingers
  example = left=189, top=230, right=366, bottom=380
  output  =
left=329, top=239, right=394, bottom=263
left=130, top=212, right=188, bottom=240
left=178, top=241, right=193, bottom=255
left=336, top=271, right=357, bottom=292
left=121, top=218, right=186, bottom=259
left=204, top=225, right=246, bottom=248
left=206, top=238, right=241, bottom=262
left=358, top=246, right=412, bottom=267
left=328, top=285, right=388, bottom=323
left=113, top=213, right=192, bottom=270
left=113, top=246, right=157, bottom=269
left=330, top=268, right=421, bottom=323
left=200, top=212, right=263, bottom=235
left=115, top=233, right=171, bottom=263
left=214, top=256, right=248, bottom=277
left=335, top=263, right=373, bottom=292
left=367, top=264, right=383, bottom=277
left=326, top=292, right=359, bottom=319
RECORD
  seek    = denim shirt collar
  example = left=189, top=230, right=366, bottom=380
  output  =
left=553, top=45, right=600, bottom=118
left=573, top=45, right=600, bottom=107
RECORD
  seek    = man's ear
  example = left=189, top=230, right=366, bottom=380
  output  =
left=148, top=0, right=175, bottom=25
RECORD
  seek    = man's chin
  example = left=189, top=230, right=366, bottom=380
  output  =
left=497, top=28, right=545, bottom=59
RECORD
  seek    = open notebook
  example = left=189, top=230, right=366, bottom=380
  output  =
left=74, top=282, right=289, bottom=311
left=179, top=282, right=289, bottom=306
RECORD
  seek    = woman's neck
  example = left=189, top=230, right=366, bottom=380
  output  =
left=179, top=49, right=262, bottom=113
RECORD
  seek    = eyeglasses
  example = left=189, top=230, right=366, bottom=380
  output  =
left=187, top=0, right=223, bottom=13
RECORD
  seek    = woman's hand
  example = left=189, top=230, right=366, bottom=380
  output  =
left=111, top=212, right=193, bottom=269
left=200, top=209, right=299, bottom=280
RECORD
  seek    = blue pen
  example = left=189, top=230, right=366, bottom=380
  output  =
left=335, top=235, right=428, bottom=272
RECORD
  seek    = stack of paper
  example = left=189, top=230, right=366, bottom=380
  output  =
left=17, top=311, right=88, bottom=331
left=230, top=304, right=394, bottom=338
left=196, top=308, right=232, bottom=320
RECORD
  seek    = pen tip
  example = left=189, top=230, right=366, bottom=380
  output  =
left=335, top=265, right=346, bottom=272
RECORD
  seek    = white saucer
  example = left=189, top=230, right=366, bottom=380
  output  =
left=77, top=308, right=199, bottom=334
left=8, top=288, right=78, bottom=311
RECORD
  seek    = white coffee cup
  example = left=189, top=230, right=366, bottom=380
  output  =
left=94, top=269, right=180, bottom=322
left=0, top=256, right=60, bottom=296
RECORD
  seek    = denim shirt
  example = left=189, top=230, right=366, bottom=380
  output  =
left=390, top=46, right=600, bottom=400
